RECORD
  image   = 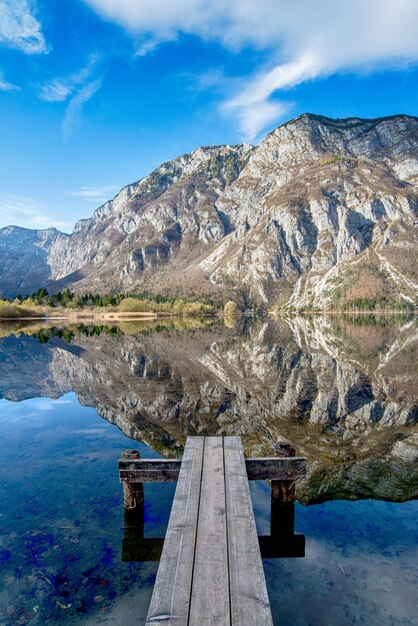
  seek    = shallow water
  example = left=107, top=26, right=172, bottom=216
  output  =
left=0, top=316, right=417, bottom=625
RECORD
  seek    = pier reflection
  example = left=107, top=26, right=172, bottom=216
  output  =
left=121, top=481, right=305, bottom=563
left=259, top=501, right=305, bottom=559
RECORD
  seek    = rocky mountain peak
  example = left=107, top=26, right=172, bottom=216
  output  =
left=0, top=225, right=60, bottom=238
left=72, top=142, right=253, bottom=235
left=251, top=112, right=418, bottom=174
left=0, top=113, right=417, bottom=307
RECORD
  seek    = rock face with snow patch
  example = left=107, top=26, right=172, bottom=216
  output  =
left=0, top=114, right=417, bottom=308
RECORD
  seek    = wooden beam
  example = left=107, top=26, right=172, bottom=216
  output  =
left=119, top=456, right=306, bottom=483
left=119, top=469, right=180, bottom=482
left=119, top=459, right=181, bottom=472
left=245, top=457, right=306, bottom=480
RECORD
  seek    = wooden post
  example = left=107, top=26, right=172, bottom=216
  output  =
left=271, top=440, right=296, bottom=504
left=271, top=441, right=297, bottom=541
left=121, top=450, right=144, bottom=528
left=122, top=450, right=145, bottom=562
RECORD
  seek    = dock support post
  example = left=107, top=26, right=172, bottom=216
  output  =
left=271, top=441, right=296, bottom=539
left=271, top=440, right=296, bottom=504
left=121, top=450, right=144, bottom=527
left=121, top=450, right=146, bottom=561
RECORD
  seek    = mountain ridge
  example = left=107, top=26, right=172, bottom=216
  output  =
left=1, top=113, right=417, bottom=308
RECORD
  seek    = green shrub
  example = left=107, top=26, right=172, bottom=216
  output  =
left=0, top=302, right=21, bottom=318
left=119, top=297, right=154, bottom=312
left=0, top=299, right=41, bottom=318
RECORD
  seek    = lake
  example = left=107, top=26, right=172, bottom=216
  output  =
left=0, top=315, right=417, bottom=625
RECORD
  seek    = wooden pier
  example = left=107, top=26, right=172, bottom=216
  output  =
left=119, top=436, right=306, bottom=626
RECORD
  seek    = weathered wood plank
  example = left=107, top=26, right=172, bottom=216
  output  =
left=119, top=469, right=179, bottom=482
left=119, top=459, right=181, bottom=472
left=189, top=437, right=230, bottom=625
left=119, top=456, right=306, bottom=482
left=145, top=437, right=204, bottom=626
left=224, top=436, right=273, bottom=626
left=245, top=457, right=306, bottom=480
left=119, top=458, right=181, bottom=482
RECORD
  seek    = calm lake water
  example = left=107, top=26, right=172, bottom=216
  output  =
left=0, top=316, right=417, bottom=625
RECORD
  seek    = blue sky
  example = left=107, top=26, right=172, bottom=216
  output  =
left=0, top=0, right=417, bottom=233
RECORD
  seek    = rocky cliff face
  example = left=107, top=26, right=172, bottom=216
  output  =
left=0, top=317, right=417, bottom=503
left=0, top=226, right=69, bottom=296
left=201, top=114, right=418, bottom=308
left=1, top=114, right=417, bottom=308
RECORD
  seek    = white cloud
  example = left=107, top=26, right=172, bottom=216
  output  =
left=62, top=78, right=103, bottom=140
left=39, top=54, right=100, bottom=102
left=0, top=0, right=48, bottom=54
left=39, top=80, right=71, bottom=103
left=190, top=68, right=226, bottom=91
left=0, top=192, right=68, bottom=230
left=39, top=56, right=103, bottom=139
left=0, top=69, right=19, bottom=91
left=135, top=36, right=161, bottom=57
left=224, top=55, right=321, bottom=139
left=68, top=185, right=119, bottom=204
left=229, top=100, right=291, bottom=143
left=82, top=0, right=418, bottom=139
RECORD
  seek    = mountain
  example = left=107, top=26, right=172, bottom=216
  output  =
left=1, top=113, right=417, bottom=308
left=0, top=226, right=68, bottom=296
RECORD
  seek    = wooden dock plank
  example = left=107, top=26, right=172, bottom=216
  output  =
left=189, top=437, right=230, bottom=625
left=224, top=436, right=274, bottom=626
left=145, top=437, right=204, bottom=626
left=140, top=437, right=304, bottom=625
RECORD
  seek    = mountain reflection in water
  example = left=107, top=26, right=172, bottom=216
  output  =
left=0, top=315, right=417, bottom=625
left=1, top=315, right=417, bottom=503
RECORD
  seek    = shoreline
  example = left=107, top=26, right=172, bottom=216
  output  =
left=0, top=311, right=220, bottom=322
left=0, top=309, right=416, bottom=323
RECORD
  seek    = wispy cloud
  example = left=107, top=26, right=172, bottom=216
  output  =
left=0, top=69, right=19, bottom=91
left=223, top=55, right=321, bottom=140
left=226, top=100, right=292, bottom=143
left=0, top=192, right=68, bottom=230
left=68, top=185, right=119, bottom=204
left=39, top=55, right=103, bottom=139
left=39, top=54, right=100, bottom=102
left=0, top=0, right=48, bottom=54
left=62, top=78, right=103, bottom=140
left=135, top=36, right=161, bottom=57
left=39, top=80, right=72, bottom=103
left=190, top=68, right=226, bottom=92
left=82, top=0, right=418, bottom=139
